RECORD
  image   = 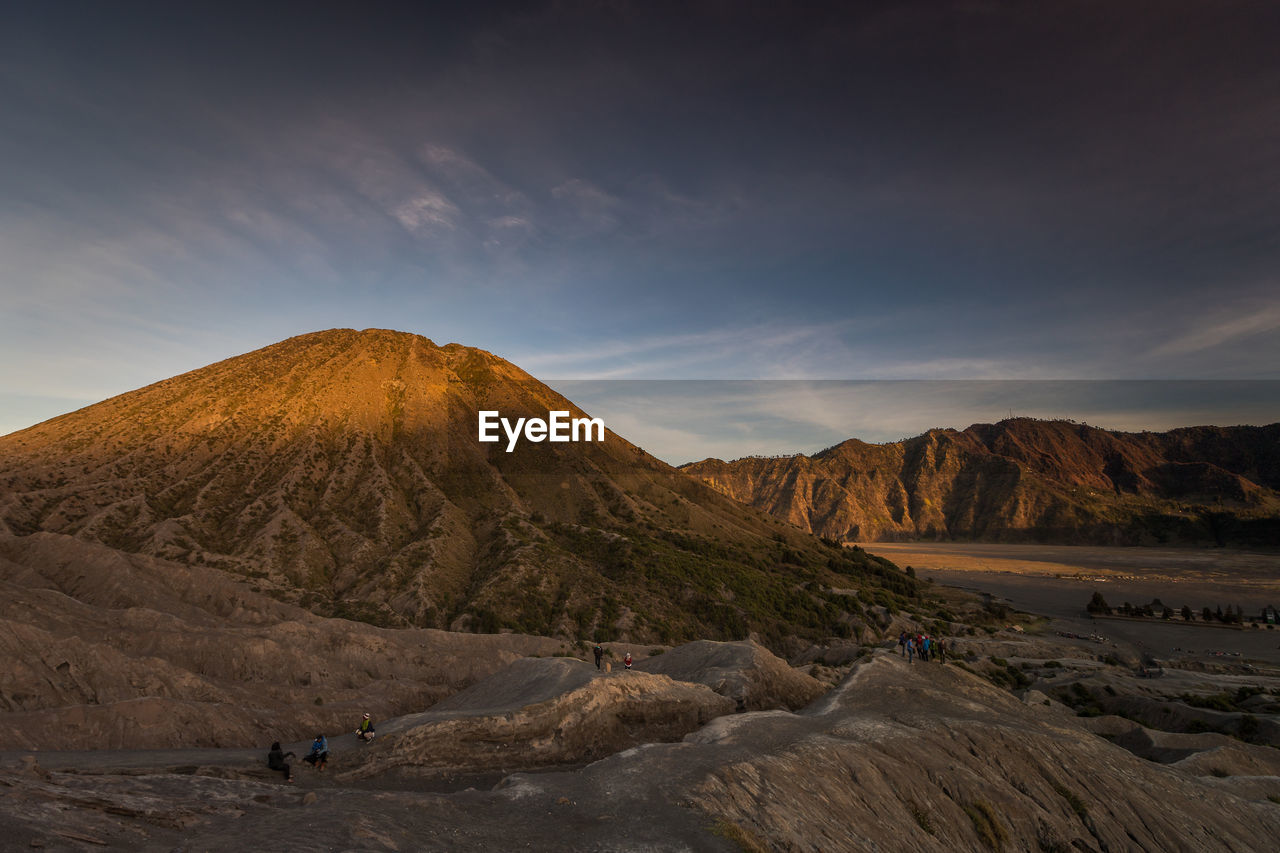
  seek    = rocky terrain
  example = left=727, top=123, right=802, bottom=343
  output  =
left=3, top=636, right=1280, bottom=852
left=0, top=328, right=911, bottom=648
left=684, top=418, right=1280, bottom=545
left=0, top=530, right=570, bottom=750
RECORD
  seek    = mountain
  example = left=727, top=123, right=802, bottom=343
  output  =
left=683, top=418, right=1280, bottom=545
left=0, top=329, right=913, bottom=649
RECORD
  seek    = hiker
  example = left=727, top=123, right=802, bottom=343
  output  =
left=623, top=652, right=633, bottom=670
left=921, top=636, right=930, bottom=663
left=936, top=638, right=947, bottom=663
left=593, top=643, right=604, bottom=670
left=302, top=733, right=328, bottom=771
left=356, top=712, right=376, bottom=742
left=898, top=632, right=907, bottom=656
left=267, top=741, right=295, bottom=782
left=906, top=637, right=915, bottom=663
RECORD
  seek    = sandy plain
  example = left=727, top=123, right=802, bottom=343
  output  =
left=863, top=541, right=1280, bottom=665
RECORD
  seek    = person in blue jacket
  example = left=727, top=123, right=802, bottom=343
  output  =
left=303, top=733, right=328, bottom=771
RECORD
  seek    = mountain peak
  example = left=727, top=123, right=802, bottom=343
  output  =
left=0, top=330, right=904, bottom=647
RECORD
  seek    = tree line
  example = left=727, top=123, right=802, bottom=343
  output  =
left=1086, top=591, right=1271, bottom=625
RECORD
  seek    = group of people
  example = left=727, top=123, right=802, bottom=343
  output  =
left=898, top=631, right=947, bottom=663
left=265, top=712, right=377, bottom=782
left=592, top=643, right=633, bottom=670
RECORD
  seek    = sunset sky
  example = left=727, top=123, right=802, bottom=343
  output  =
left=2, top=1, right=1278, bottom=461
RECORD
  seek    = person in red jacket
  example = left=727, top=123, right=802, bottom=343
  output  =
left=623, top=652, right=633, bottom=670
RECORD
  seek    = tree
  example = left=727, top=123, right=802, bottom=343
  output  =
left=1182, top=605, right=1193, bottom=622
left=1203, top=606, right=1213, bottom=622
left=1162, top=607, right=1174, bottom=620
left=1087, top=591, right=1110, bottom=614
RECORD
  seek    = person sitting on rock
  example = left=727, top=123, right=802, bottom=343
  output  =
left=302, top=733, right=328, bottom=770
left=356, top=713, right=376, bottom=742
left=623, top=652, right=633, bottom=670
left=593, top=643, right=604, bottom=670
left=267, top=741, right=295, bottom=782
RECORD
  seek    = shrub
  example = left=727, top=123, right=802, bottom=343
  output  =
left=906, top=800, right=934, bottom=835
left=963, top=800, right=1008, bottom=850
left=709, top=818, right=768, bottom=853
left=1051, top=783, right=1088, bottom=820
left=1181, top=692, right=1236, bottom=713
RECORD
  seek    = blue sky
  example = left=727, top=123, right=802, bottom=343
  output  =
left=2, top=1, right=1278, bottom=461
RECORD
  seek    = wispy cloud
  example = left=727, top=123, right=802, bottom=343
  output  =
left=1146, top=298, right=1280, bottom=360
left=514, top=320, right=861, bottom=378
left=392, top=191, right=460, bottom=234
left=551, top=178, right=622, bottom=234
left=555, top=380, right=1280, bottom=465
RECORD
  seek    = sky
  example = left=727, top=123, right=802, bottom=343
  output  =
left=2, top=1, right=1278, bottom=462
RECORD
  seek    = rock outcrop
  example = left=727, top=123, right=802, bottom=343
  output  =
left=635, top=639, right=826, bottom=711
left=345, top=657, right=736, bottom=778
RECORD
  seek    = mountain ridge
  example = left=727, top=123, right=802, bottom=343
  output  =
left=682, top=418, right=1280, bottom=545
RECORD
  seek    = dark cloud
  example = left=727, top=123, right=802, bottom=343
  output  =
left=2, top=1, right=1278, bottom=443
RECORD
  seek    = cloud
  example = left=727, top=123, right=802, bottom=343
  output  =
left=512, top=321, right=854, bottom=379
left=551, top=178, right=622, bottom=233
left=1146, top=299, right=1280, bottom=360
left=392, top=191, right=460, bottom=234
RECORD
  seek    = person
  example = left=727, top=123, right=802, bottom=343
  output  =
left=302, top=733, right=328, bottom=771
left=593, top=643, right=604, bottom=670
left=356, top=712, right=376, bottom=742
left=936, top=638, right=947, bottom=663
left=898, top=632, right=907, bottom=656
left=906, top=637, right=915, bottom=663
left=623, top=652, right=633, bottom=670
left=267, top=741, right=295, bottom=782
